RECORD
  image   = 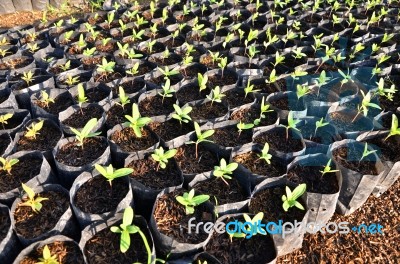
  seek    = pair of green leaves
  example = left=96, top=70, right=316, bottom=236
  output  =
left=176, top=189, right=210, bottom=215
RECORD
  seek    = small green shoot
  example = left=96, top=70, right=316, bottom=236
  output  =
left=123, top=103, right=152, bottom=138
left=176, top=189, right=210, bottom=215
left=359, top=143, right=377, bottom=162
left=385, top=114, right=400, bottom=140
left=257, top=142, right=272, bottom=164
left=36, top=245, right=59, bottom=264
left=320, top=159, right=339, bottom=177
left=282, top=184, right=306, bottom=212
left=171, top=104, right=192, bottom=125
left=151, top=147, right=177, bottom=170
left=70, top=118, right=101, bottom=148
left=19, top=183, right=48, bottom=213
left=94, top=164, right=133, bottom=187
left=0, top=157, right=18, bottom=174
left=25, top=120, right=44, bottom=139
left=213, top=158, right=238, bottom=186
left=186, top=122, right=214, bottom=159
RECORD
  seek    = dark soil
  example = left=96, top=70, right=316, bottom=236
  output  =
left=329, top=111, right=367, bottom=133
left=116, top=78, right=145, bottom=94
left=179, top=64, right=206, bottom=79
left=127, top=155, right=182, bottom=189
left=233, top=151, right=286, bottom=177
left=253, top=129, right=304, bottom=153
left=361, top=134, right=400, bottom=162
left=0, top=57, right=33, bottom=70
left=249, top=186, right=307, bottom=224
left=139, top=95, right=175, bottom=116
left=93, top=72, right=124, bottom=83
left=74, top=176, right=129, bottom=214
left=16, top=122, right=62, bottom=152
left=332, top=146, right=379, bottom=175
left=193, top=177, right=247, bottom=205
left=149, top=119, right=194, bottom=142
left=270, top=96, right=306, bottom=111
left=55, top=137, right=108, bottom=167
left=81, top=57, right=103, bottom=71
left=224, top=89, right=254, bottom=109
left=211, top=125, right=253, bottom=148
left=230, top=105, right=278, bottom=126
left=84, top=219, right=151, bottom=264
left=77, top=86, right=110, bottom=104
left=149, top=74, right=182, bottom=86
left=190, top=102, right=228, bottom=121
left=287, top=164, right=339, bottom=194
left=35, top=93, right=75, bottom=116
left=174, top=144, right=219, bottom=174
left=207, top=72, right=237, bottom=88
left=205, top=215, right=277, bottom=264
left=106, top=103, right=133, bottom=129
left=148, top=55, right=181, bottom=66
left=14, top=190, right=69, bottom=239
left=0, top=208, right=10, bottom=242
left=0, top=113, right=25, bottom=130
left=20, top=241, right=85, bottom=264
left=62, top=105, right=103, bottom=129
left=153, top=190, right=214, bottom=243
left=110, top=127, right=158, bottom=152
left=0, top=158, right=42, bottom=193
left=176, top=83, right=210, bottom=105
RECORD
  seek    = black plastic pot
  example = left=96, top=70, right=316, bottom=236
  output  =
left=0, top=86, right=18, bottom=109
left=0, top=203, right=21, bottom=264
left=68, top=82, right=113, bottom=110
left=10, top=184, right=79, bottom=247
left=0, top=132, right=14, bottom=157
left=53, top=136, right=111, bottom=189
left=70, top=170, right=134, bottom=229
left=327, top=139, right=385, bottom=215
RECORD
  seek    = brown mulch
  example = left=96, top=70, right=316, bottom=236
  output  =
left=278, top=179, right=400, bottom=263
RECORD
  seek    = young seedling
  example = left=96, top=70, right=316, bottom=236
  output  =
left=70, top=118, right=101, bottom=148
left=319, top=159, right=339, bottom=177
left=197, top=72, right=208, bottom=93
left=257, top=142, right=272, bottom=164
left=19, top=183, right=48, bottom=213
left=59, top=60, right=71, bottom=72
left=213, top=158, right=238, bottom=186
left=315, top=70, right=331, bottom=96
left=158, top=79, right=175, bottom=104
left=123, top=103, right=152, bottom=138
left=254, top=97, right=274, bottom=126
left=227, top=212, right=266, bottom=242
left=206, top=86, right=225, bottom=105
left=176, top=189, right=210, bottom=215
left=97, top=57, right=116, bottom=75
left=116, top=86, right=130, bottom=109
left=282, top=111, right=301, bottom=140
left=376, top=78, right=397, bottom=100
left=83, top=47, right=96, bottom=57
left=0, top=113, right=13, bottom=130
left=359, top=143, right=377, bottom=163
left=186, top=122, right=214, bottom=159
left=36, top=245, right=58, bottom=264
left=25, top=120, right=44, bottom=140
left=244, top=81, right=260, bottom=98
left=296, top=84, right=312, bottom=99
left=77, top=83, right=88, bottom=114
left=158, top=66, right=179, bottom=80
left=94, top=164, right=133, bottom=187
left=64, top=75, right=79, bottom=86
left=282, top=183, right=306, bottom=212
left=385, top=114, right=400, bottom=140
left=151, top=147, right=177, bottom=170
left=0, top=157, right=19, bottom=174
left=110, top=207, right=152, bottom=264
left=314, top=117, right=329, bottom=138
left=171, top=104, right=192, bottom=125
left=218, top=57, right=228, bottom=78
left=126, top=62, right=140, bottom=76
left=352, top=90, right=381, bottom=122
left=39, top=91, right=55, bottom=108
left=338, top=69, right=352, bottom=87
left=237, top=121, right=254, bottom=137
left=22, top=70, right=35, bottom=86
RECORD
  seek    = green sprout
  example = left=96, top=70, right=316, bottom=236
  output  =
left=171, top=104, right=192, bottom=125
left=385, top=114, right=400, bottom=140
left=77, top=83, right=88, bottom=114
left=25, top=120, right=44, bottom=139
left=110, top=207, right=152, bottom=264
left=320, top=159, right=339, bottom=177
left=0, top=113, right=13, bottom=129
left=314, top=117, right=329, bottom=138
left=206, top=86, right=225, bottom=105
left=186, top=122, right=214, bottom=159
left=296, top=84, right=312, bottom=99
left=64, top=75, right=79, bottom=86
left=158, top=79, right=175, bottom=104
left=19, top=183, right=48, bottom=213
left=36, top=245, right=59, bottom=264
left=39, top=91, right=55, bottom=108
left=254, top=97, right=273, bottom=126
left=359, top=143, right=377, bottom=163
left=282, top=184, right=306, bottom=212
left=22, top=70, right=35, bottom=86
left=97, top=57, right=115, bottom=74
left=213, top=158, right=238, bottom=186
left=197, top=73, right=208, bottom=93
left=123, top=103, right=152, bottom=138
left=151, top=147, right=177, bottom=170
left=257, top=142, right=272, bottom=164
left=237, top=121, right=254, bottom=137
left=70, top=118, right=101, bottom=148
left=116, top=86, right=130, bottom=109
left=176, top=189, right=210, bottom=215
left=282, top=111, right=301, bottom=140
left=244, top=81, right=260, bottom=98
left=0, top=157, right=18, bottom=174
left=94, top=164, right=133, bottom=187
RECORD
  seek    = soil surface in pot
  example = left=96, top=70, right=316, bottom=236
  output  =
left=14, top=190, right=69, bottom=239
left=84, top=219, right=151, bottom=264
left=16, top=123, right=62, bottom=152
left=149, top=119, right=194, bottom=142
left=139, top=95, right=175, bottom=116
left=250, top=80, right=282, bottom=94
left=379, top=91, right=400, bottom=112
left=0, top=57, right=33, bottom=71
left=328, top=111, right=366, bottom=132
left=74, top=176, right=129, bottom=214
left=224, top=89, right=254, bottom=109
left=179, top=64, right=207, bottom=79
left=298, top=123, right=336, bottom=144
left=361, top=135, right=400, bottom=163
left=127, top=156, right=182, bottom=189
left=230, top=105, right=278, bottom=126
left=115, top=78, right=145, bottom=94
left=332, top=146, right=379, bottom=175
left=174, top=144, right=219, bottom=174
left=176, top=83, right=210, bottom=104
left=149, top=74, right=182, bottom=86
left=193, top=177, right=246, bottom=205
left=62, top=105, right=103, bottom=129
left=249, top=186, right=307, bottom=223
left=35, top=93, right=75, bottom=116
left=287, top=164, right=339, bottom=194
left=55, top=137, right=108, bottom=167
left=110, top=127, right=158, bottom=152
left=205, top=215, right=276, bottom=264
left=270, top=96, right=306, bottom=111
left=0, top=208, right=10, bottom=242
left=82, top=57, right=103, bottom=71
left=20, top=241, right=84, bottom=264
left=254, top=129, right=304, bottom=153
left=75, top=86, right=109, bottom=104
left=211, top=125, right=253, bottom=148
left=153, top=190, right=213, bottom=243
left=0, top=113, right=25, bottom=130
left=207, top=71, right=237, bottom=88
left=106, top=103, right=133, bottom=129
left=233, top=151, right=286, bottom=177
left=190, top=102, right=228, bottom=121
left=0, top=158, right=42, bottom=193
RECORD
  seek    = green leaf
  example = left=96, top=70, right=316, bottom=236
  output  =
left=191, top=194, right=210, bottom=205
left=122, top=206, right=134, bottom=228
left=120, top=230, right=131, bottom=253
left=291, top=183, right=307, bottom=200
left=22, top=183, right=35, bottom=200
